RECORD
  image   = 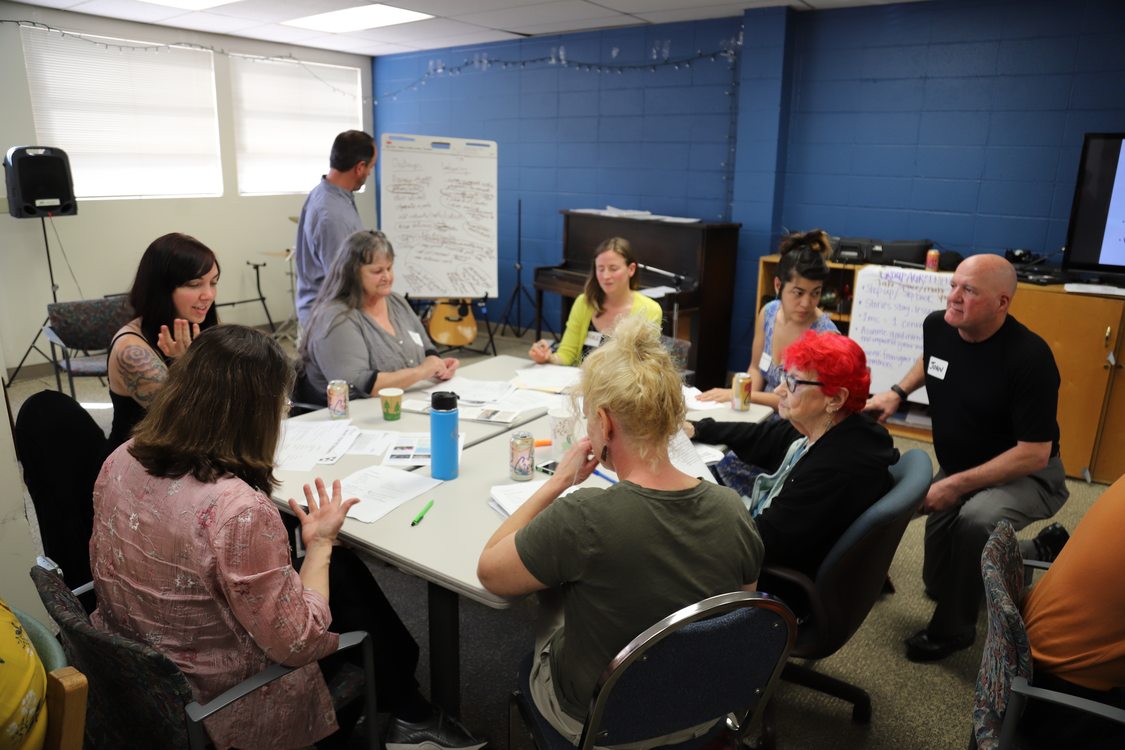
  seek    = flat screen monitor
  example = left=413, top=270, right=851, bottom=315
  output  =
left=1062, top=133, right=1125, bottom=284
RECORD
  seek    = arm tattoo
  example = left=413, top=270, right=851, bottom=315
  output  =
left=115, top=343, right=168, bottom=408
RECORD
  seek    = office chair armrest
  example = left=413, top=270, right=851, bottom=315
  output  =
left=1023, top=560, right=1051, bottom=571
left=1011, top=676, right=1125, bottom=725
left=759, top=565, right=827, bottom=626
left=184, top=631, right=369, bottom=724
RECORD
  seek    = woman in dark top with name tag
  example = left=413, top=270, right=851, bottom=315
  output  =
left=527, top=236, right=663, bottom=366
left=688, top=330, right=897, bottom=581
left=301, top=230, right=458, bottom=404
left=107, top=232, right=220, bottom=451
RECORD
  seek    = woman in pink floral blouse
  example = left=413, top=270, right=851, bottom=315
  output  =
left=89, top=325, right=483, bottom=750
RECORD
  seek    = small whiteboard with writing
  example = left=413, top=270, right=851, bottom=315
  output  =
left=380, top=133, right=498, bottom=298
left=849, top=266, right=951, bottom=405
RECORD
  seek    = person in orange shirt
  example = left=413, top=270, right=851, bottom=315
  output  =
left=1020, top=475, right=1125, bottom=749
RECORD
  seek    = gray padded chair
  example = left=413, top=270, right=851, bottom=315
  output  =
left=971, top=521, right=1125, bottom=749
left=44, top=295, right=132, bottom=397
left=509, top=590, right=796, bottom=750
left=31, top=564, right=378, bottom=750
left=760, top=448, right=933, bottom=729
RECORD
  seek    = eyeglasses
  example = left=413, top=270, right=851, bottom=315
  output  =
left=782, top=369, right=824, bottom=392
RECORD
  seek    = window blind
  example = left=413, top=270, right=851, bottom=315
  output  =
left=229, top=56, right=363, bottom=196
left=20, top=26, right=223, bottom=200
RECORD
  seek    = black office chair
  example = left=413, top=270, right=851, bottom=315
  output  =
left=509, top=591, right=796, bottom=750
left=760, top=448, right=932, bottom=733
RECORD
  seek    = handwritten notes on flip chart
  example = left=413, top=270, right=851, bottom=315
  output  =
left=849, top=266, right=952, bottom=405
left=380, top=134, right=498, bottom=298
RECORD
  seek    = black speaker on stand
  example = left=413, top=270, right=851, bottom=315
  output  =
left=4, top=146, right=79, bottom=386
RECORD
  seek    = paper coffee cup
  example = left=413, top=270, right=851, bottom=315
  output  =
left=378, top=387, right=404, bottom=421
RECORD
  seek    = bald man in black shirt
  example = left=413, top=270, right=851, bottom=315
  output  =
left=867, top=254, right=1069, bottom=662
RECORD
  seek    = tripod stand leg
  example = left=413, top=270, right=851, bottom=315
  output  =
left=5, top=319, right=52, bottom=387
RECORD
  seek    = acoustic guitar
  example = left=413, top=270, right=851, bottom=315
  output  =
left=427, top=299, right=478, bottom=347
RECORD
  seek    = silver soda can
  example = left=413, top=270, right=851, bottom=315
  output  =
left=327, top=380, right=349, bottom=419
left=510, top=430, right=535, bottom=481
left=731, top=372, right=752, bottom=411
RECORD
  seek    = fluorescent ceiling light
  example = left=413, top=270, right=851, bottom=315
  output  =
left=283, top=4, right=432, bottom=33
left=137, top=0, right=242, bottom=10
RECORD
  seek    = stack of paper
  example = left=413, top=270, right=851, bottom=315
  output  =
left=512, top=364, right=582, bottom=393
left=276, top=420, right=359, bottom=471
left=683, top=386, right=724, bottom=411
left=338, top=465, right=443, bottom=523
left=489, top=479, right=549, bottom=517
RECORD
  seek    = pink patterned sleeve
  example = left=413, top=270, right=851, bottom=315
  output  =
left=210, top=488, right=339, bottom=667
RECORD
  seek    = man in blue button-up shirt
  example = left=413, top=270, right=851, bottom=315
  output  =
left=294, top=130, right=375, bottom=327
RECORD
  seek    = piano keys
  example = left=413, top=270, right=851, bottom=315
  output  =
left=534, top=211, right=740, bottom=390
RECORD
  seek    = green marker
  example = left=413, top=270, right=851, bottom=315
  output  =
left=411, top=500, right=434, bottom=527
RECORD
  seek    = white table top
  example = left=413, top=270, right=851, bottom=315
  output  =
left=273, top=354, right=772, bottom=609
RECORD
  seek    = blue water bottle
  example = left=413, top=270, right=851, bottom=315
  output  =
left=430, top=391, right=459, bottom=480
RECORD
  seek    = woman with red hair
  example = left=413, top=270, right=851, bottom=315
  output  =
left=687, top=330, right=898, bottom=578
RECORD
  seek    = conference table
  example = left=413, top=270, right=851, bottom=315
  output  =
left=273, top=354, right=772, bottom=713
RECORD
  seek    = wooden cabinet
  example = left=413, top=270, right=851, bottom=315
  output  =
left=1010, top=285, right=1125, bottom=483
left=754, top=255, right=1125, bottom=482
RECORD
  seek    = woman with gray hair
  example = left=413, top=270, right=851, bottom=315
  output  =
left=300, top=230, right=458, bottom=403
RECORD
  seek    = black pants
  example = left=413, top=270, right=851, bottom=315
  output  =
left=285, top=520, right=422, bottom=707
left=15, top=389, right=106, bottom=590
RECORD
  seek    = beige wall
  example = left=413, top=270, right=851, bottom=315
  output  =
left=0, top=1, right=376, bottom=606
left=0, top=0, right=378, bottom=374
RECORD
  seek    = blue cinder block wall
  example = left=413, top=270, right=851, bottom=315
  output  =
left=373, top=0, right=1125, bottom=375
left=373, top=19, right=743, bottom=336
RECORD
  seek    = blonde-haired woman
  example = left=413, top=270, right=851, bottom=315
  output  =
left=479, top=316, right=763, bottom=743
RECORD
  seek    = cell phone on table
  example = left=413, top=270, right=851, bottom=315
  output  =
left=536, top=460, right=559, bottom=475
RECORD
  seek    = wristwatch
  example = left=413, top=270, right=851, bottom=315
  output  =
left=890, top=384, right=908, bottom=401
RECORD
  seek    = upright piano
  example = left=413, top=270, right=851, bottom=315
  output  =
left=534, top=211, right=740, bottom=390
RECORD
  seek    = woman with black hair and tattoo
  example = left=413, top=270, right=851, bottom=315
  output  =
left=106, top=232, right=220, bottom=451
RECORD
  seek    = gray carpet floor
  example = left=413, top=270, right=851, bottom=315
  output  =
left=8, top=330, right=1108, bottom=750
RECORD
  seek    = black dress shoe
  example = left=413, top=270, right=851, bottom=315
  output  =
left=1031, top=522, right=1069, bottom=563
left=904, top=628, right=975, bottom=662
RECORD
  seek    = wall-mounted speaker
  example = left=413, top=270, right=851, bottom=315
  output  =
left=4, top=146, right=78, bottom=218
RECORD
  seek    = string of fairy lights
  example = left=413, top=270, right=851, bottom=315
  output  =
left=4, top=19, right=742, bottom=105
left=5, top=18, right=744, bottom=219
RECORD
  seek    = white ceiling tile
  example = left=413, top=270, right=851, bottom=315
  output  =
left=347, top=17, right=484, bottom=42
left=389, top=0, right=566, bottom=14
left=637, top=4, right=775, bottom=24
left=596, top=0, right=736, bottom=12
left=63, top=0, right=190, bottom=22
left=14, top=0, right=931, bottom=57
left=18, top=0, right=90, bottom=9
left=453, top=0, right=624, bottom=29
left=514, top=15, right=644, bottom=35
left=236, top=22, right=330, bottom=43
left=161, top=10, right=263, bottom=33
left=394, top=28, right=525, bottom=51
left=295, top=33, right=412, bottom=54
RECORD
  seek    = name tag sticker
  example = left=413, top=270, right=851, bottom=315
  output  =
left=584, top=331, right=603, bottom=348
left=408, top=330, right=423, bottom=347
left=927, top=356, right=949, bottom=380
left=759, top=352, right=772, bottom=372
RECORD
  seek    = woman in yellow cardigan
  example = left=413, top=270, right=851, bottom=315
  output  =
left=528, top=237, right=663, bottom=365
